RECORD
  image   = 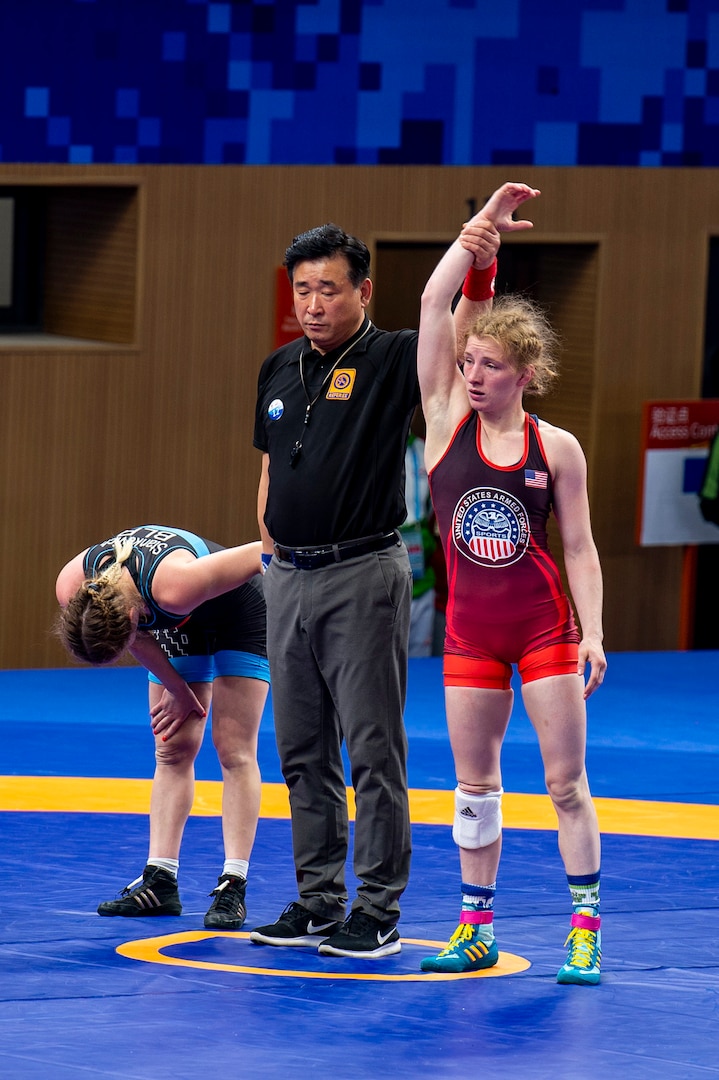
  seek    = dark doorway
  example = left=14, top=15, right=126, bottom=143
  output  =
left=694, top=236, right=719, bottom=649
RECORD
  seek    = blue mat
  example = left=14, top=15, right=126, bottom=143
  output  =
left=1, top=655, right=718, bottom=1079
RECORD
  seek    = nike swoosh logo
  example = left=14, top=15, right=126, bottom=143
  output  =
left=307, top=920, right=336, bottom=934
left=377, top=928, right=396, bottom=945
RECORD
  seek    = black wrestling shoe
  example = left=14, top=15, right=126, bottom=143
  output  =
left=97, top=865, right=182, bottom=917
left=318, top=910, right=401, bottom=958
left=249, top=902, right=342, bottom=947
left=204, top=874, right=247, bottom=930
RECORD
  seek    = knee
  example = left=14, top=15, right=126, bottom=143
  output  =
left=154, top=732, right=199, bottom=769
left=545, top=772, right=588, bottom=812
left=213, top=733, right=258, bottom=774
left=452, top=786, right=503, bottom=849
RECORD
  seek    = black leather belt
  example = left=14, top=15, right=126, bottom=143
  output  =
left=273, top=531, right=399, bottom=570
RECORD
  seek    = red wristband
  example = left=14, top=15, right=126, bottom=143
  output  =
left=462, top=258, right=497, bottom=302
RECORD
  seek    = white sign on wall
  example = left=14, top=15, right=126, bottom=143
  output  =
left=637, top=400, right=719, bottom=546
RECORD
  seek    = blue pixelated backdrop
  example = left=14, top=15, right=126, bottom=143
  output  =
left=1, top=0, right=718, bottom=166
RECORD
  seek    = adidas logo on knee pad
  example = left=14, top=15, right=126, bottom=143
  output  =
left=452, top=787, right=503, bottom=848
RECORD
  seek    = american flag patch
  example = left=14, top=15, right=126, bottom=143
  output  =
left=525, top=469, right=548, bottom=489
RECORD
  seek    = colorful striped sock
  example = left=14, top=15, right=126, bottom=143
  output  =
left=461, top=881, right=496, bottom=942
left=567, top=871, right=600, bottom=914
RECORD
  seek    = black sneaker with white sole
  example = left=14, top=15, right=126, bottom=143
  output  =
left=249, top=901, right=342, bottom=947
left=97, top=865, right=182, bottom=917
left=204, top=874, right=247, bottom=930
left=318, top=909, right=401, bottom=958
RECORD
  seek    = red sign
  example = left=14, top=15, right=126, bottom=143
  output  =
left=641, top=400, right=719, bottom=450
left=637, top=399, right=719, bottom=547
left=273, top=266, right=300, bottom=349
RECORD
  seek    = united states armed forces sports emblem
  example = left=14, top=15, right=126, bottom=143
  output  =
left=452, top=487, right=530, bottom=568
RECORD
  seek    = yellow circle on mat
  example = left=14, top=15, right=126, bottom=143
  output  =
left=117, top=930, right=531, bottom=981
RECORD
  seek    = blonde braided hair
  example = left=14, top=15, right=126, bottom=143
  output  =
left=57, top=537, right=138, bottom=665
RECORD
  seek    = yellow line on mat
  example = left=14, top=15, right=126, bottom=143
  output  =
left=1, top=776, right=717, bottom=840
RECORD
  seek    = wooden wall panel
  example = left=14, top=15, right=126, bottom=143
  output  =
left=508, top=242, right=599, bottom=457
left=0, top=164, right=717, bottom=667
left=44, top=186, right=138, bottom=343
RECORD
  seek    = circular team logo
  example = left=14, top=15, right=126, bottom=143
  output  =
left=267, top=398, right=284, bottom=421
left=453, top=487, right=530, bottom=567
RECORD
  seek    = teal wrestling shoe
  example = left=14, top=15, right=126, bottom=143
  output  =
left=556, top=909, right=601, bottom=985
left=421, top=921, right=499, bottom=973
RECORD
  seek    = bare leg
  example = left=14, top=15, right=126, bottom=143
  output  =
left=148, top=681, right=212, bottom=860
left=521, top=673, right=600, bottom=875
left=446, top=684, right=514, bottom=886
left=420, top=685, right=513, bottom=972
left=210, top=676, right=268, bottom=861
left=523, top=673, right=603, bottom=986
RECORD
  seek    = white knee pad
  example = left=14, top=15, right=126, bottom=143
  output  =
left=452, top=787, right=503, bottom=849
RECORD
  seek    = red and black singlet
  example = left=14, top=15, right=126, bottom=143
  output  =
left=429, top=413, right=579, bottom=664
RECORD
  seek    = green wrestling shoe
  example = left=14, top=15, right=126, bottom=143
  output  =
left=556, top=910, right=601, bottom=985
left=421, top=921, right=499, bottom=973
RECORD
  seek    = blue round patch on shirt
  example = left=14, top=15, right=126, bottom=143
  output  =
left=268, top=398, right=284, bottom=421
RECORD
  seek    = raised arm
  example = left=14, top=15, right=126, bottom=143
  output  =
left=453, top=182, right=541, bottom=339
left=419, top=183, right=541, bottom=465
left=418, top=220, right=492, bottom=433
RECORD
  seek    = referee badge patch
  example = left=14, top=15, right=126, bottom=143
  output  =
left=326, top=369, right=356, bottom=400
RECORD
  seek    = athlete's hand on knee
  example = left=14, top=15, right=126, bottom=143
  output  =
left=150, top=686, right=206, bottom=741
left=578, top=638, right=607, bottom=698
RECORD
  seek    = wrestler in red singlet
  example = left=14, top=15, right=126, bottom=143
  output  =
left=429, top=411, right=580, bottom=689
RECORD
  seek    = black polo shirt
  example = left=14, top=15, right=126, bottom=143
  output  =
left=254, top=318, right=420, bottom=547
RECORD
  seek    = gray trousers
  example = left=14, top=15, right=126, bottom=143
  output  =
left=263, top=541, right=413, bottom=923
